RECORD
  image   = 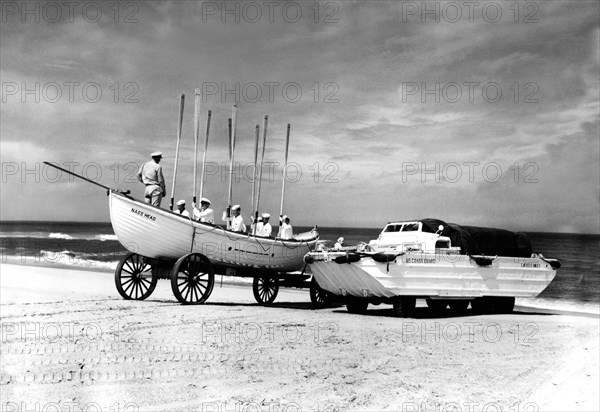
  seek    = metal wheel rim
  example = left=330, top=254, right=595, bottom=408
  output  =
left=117, top=254, right=154, bottom=300
left=174, top=255, right=213, bottom=304
left=256, top=277, right=277, bottom=302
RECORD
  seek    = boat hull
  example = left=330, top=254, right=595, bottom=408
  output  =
left=109, top=192, right=317, bottom=272
left=308, top=251, right=557, bottom=299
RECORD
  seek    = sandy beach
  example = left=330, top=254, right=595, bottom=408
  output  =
left=1, top=262, right=598, bottom=412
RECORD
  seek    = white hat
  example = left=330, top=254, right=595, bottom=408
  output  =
left=262, top=213, right=270, bottom=219
left=231, top=205, right=241, bottom=211
left=151, top=151, right=163, bottom=157
left=282, top=215, right=289, bottom=221
left=337, top=237, right=344, bottom=243
left=200, top=198, right=211, bottom=204
left=176, top=199, right=186, bottom=206
left=257, top=217, right=263, bottom=222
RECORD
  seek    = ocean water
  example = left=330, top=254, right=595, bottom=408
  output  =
left=1, top=221, right=598, bottom=313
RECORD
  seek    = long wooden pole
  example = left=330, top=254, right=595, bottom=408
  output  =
left=226, top=105, right=238, bottom=228
left=255, top=115, right=268, bottom=221
left=251, top=124, right=260, bottom=235
left=170, top=94, right=185, bottom=211
left=199, top=110, right=212, bottom=200
left=192, top=90, right=200, bottom=205
left=279, top=123, right=291, bottom=218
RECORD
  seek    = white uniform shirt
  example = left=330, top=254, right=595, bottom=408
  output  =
left=194, top=207, right=214, bottom=224
left=251, top=222, right=263, bottom=236
left=175, top=209, right=190, bottom=217
left=137, top=161, right=165, bottom=192
left=280, top=223, right=293, bottom=240
left=230, top=215, right=246, bottom=232
left=261, top=222, right=273, bottom=237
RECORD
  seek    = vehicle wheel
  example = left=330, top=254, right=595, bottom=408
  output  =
left=493, top=297, right=515, bottom=314
left=426, top=299, right=448, bottom=312
left=392, top=297, right=416, bottom=318
left=310, top=278, right=331, bottom=309
left=253, top=276, right=279, bottom=305
left=170, top=253, right=214, bottom=305
left=448, top=300, right=470, bottom=312
left=115, top=253, right=157, bottom=300
left=346, top=301, right=368, bottom=314
left=471, top=297, right=493, bottom=314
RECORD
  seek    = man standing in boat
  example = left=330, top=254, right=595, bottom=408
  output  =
left=224, top=204, right=246, bottom=232
left=279, top=215, right=293, bottom=240
left=193, top=198, right=214, bottom=224
left=261, top=213, right=273, bottom=237
left=137, top=152, right=166, bottom=207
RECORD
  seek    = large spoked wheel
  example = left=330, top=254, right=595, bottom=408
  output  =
left=115, top=253, right=157, bottom=300
left=170, top=253, right=215, bottom=305
left=253, top=276, right=279, bottom=305
left=310, top=278, right=331, bottom=309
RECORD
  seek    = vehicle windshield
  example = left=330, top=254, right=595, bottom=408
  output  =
left=383, top=222, right=420, bottom=232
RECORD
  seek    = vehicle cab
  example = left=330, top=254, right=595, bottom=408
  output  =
left=368, top=220, right=454, bottom=253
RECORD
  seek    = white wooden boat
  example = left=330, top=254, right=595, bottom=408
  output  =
left=306, top=219, right=559, bottom=316
left=109, top=191, right=318, bottom=304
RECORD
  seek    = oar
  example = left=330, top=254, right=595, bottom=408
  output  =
left=192, top=89, right=200, bottom=206
left=255, top=115, right=268, bottom=224
left=170, top=94, right=185, bottom=211
left=199, top=110, right=212, bottom=200
left=42, top=162, right=116, bottom=192
left=226, top=105, right=238, bottom=229
left=279, top=123, right=291, bottom=219
left=251, top=124, right=260, bottom=235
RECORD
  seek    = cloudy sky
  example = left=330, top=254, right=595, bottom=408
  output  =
left=1, top=1, right=598, bottom=233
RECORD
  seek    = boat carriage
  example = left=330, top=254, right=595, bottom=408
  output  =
left=110, top=191, right=318, bottom=305
left=306, top=218, right=560, bottom=316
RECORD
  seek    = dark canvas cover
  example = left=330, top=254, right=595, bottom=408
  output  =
left=420, top=218, right=532, bottom=258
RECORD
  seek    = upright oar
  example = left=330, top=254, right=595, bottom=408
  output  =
left=254, top=115, right=268, bottom=224
left=192, top=89, right=200, bottom=206
left=251, top=124, right=260, bottom=235
left=226, top=105, right=238, bottom=229
left=170, top=94, right=185, bottom=211
left=199, top=110, right=212, bottom=200
left=279, top=123, right=291, bottom=219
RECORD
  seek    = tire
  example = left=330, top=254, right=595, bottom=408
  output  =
left=426, top=299, right=448, bottom=312
left=392, top=297, right=416, bottom=318
left=346, top=301, right=368, bottom=314
left=309, top=278, right=331, bottom=309
left=471, top=297, right=493, bottom=314
left=493, top=297, right=515, bottom=314
left=170, top=253, right=215, bottom=305
left=115, top=253, right=157, bottom=300
left=448, top=300, right=470, bottom=312
left=253, top=276, right=279, bottom=305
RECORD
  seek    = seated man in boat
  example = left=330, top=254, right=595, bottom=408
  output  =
left=224, top=204, right=246, bottom=232
left=193, top=198, right=214, bottom=224
left=260, top=213, right=273, bottom=237
left=250, top=216, right=263, bottom=235
left=174, top=199, right=190, bottom=217
left=278, top=215, right=293, bottom=240
left=334, top=237, right=345, bottom=250
left=137, top=151, right=166, bottom=207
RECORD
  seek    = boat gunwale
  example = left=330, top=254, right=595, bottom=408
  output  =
left=110, top=191, right=319, bottom=245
